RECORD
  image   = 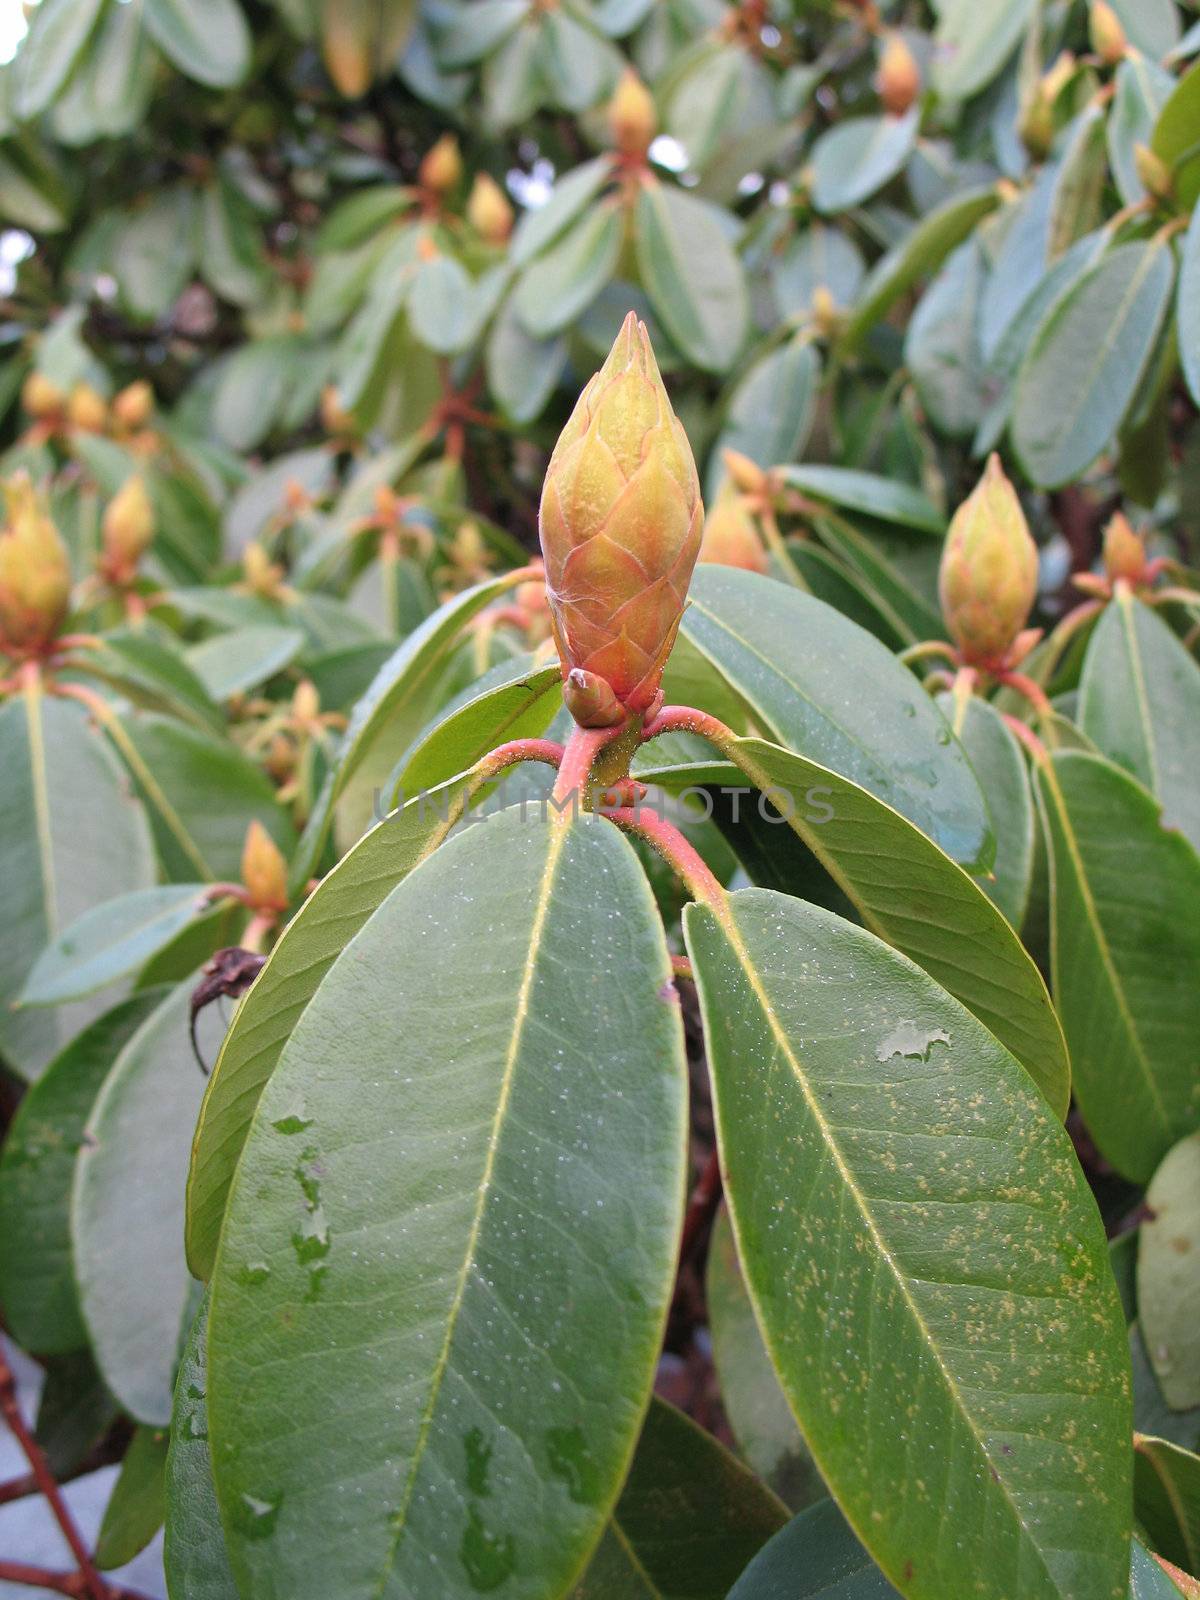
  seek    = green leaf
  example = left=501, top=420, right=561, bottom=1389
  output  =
left=143, top=0, right=251, bottom=87
left=12, top=0, right=104, bottom=119
left=1130, top=1538, right=1197, bottom=1598
left=635, top=183, right=748, bottom=372
left=1180, top=204, right=1200, bottom=408
left=1013, top=239, right=1177, bottom=488
left=1135, top=1433, right=1200, bottom=1574
left=775, top=464, right=944, bottom=534
left=709, top=336, right=819, bottom=491
left=73, top=980, right=214, bottom=1425
left=86, top=627, right=222, bottom=733
left=207, top=806, right=686, bottom=1597
left=1037, top=751, right=1200, bottom=1182
left=95, top=1424, right=169, bottom=1570
left=685, top=888, right=1132, bottom=1600
left=184, top=626, right=305, bottom=702
left=410, top=253, right=483, bottom=354
left=34, top=1348, right=120, bottom=1479
left=0, top=687, right=156, bottom=1080
left=933, top=0, right=1036, bottom=101
left=1109, top=54, right=1176, bottom=207
left=810, top=110, right=919, bottom=215
left=679, top=567, right=991, bottom=868
left=514, top=202, right=622, bottom=338
left=771, top=222, right=865, bottom=316
left=1152, top=59, right=1200, bottom=212
left=706, top=1207, right=823, bottom=1510
left=21, top=885, right=214, bottom=1006
left=638, top=734, right=1068, bottom=1115
left=839, top=186, right=1001, bottom=353
left=187, top=775, right=486, bottom=1279
left=114, top=187, right=197, bottom=321
left=574, top=1396, right=788, bottom=1597
left=165, top=1300, right=239, bottom=1600
left=904, top=239, right=990, bottom=440
left=199, top=173, right=271, bottom=307
left=1080, top=591, right=1200, bottom=855
left=728, top=1499, right=898, bottom=1598
left=0, top=994, right=164, bottom=1355
left=1110, top=0, right=1180, bottom=58
left=510, top=156, right=613, bottom=267
left=1141, top=1133, right=1200, bottom=1412
left=937, top=691, right=1034, bottom=928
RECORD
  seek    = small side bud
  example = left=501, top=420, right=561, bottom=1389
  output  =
left=419, top=134, right=462, bottom=196
left=1020, top=53, right=1076, bottom=158
left=112, top=381, right=154, bottom=431
left=1134, top=143, right=1175, bottom=202
left=0, top=473, right=73, bottom=656
left=876, top=32, right=921, bottom=116
left=320, top=384, right=356, bottom=438
left=699, top=483, right=769, bottom=574
left=1102, top=511, right=1148, bottom=585
left=243, top=542, right=286, bottom=599
left=292, top=678, right=321, bottom=729
left=21, top=371, right=64, bottom=421
left=721, top=448, right=768, bottom=498
left=66, top=384, right=108, bottom=434
left=563, top=668, right=625, bottom=728
left=101, top=476, right=154, bottom=582
left=938, top=454, right=1039, bottom=668
left=1089, top=0, right=1127, bottom=65
left=240, top=820, right=289, bottom=913
left=608, top=69, right=656, bottom=160
left=466, top=173, right=514, bottom=244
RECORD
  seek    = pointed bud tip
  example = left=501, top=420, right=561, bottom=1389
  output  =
left=241, top=820, right=289, bottom=912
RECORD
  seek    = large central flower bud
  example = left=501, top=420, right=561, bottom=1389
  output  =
left=539, top=313, right=702, bottom=726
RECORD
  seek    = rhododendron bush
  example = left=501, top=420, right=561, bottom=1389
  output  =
left=1, top=1, right=1200, bottom=1597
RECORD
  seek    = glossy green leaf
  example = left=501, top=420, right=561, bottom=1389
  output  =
left=114, top=187, right=197, bottom=321
left=707, top=1207, right=823, bottom=1509
left=1135, top=1434, right=1200, bottom=1574
left=636, top=183, right=748, bottom=372
left=728, top=1498, right=899, bottom=1598
left=679, top=567, right=991, bottom=868
left=73, top=980, right=215, bottom=1425
left=510, top=156, right=612, bottom=267
left=486, top=295, right=568, bottom=423
left=710, top=337, right=819, bottom=491
left=807, top=517, right=941, bottom=648
left=185, top=626, right=306, bottom=703
left=86, top=627, right=222, bottom=733
left=11, top=0, right=104, bottom=118
left=771, top=223, right=865, bottom=316
left=1080, top=591, right=1200, bottom=854
left=95, top=1424, right=169, bottom=1570
left=199, top=173, right=271, bottom=308
left=1013, top=238, right=1177, bottom=488
left=1110, top=0, right=1180, bottom=58
left=573, top=1396, right=788, bottom=1598
left=810, top=111, right=919, bottom=215
left=22, top=885, right=213, bottom=1006
left=937, top=691, right=1034, bottom=928
left=410, top=254, right=479, bottom=354
left=1130, top=1540, right=1197, bottom=1599
left=0, top=686, right=156, bottom=1079
left=1180, top=204, right=1200, bottom=408
left=1133, top=1322, right=1200, bottom=1454
left=34, top=1348, right=121, bottom=1479
left=0, top=993, right=164, bottom=1354
left=1037, top=751, right=1200, bottom=1182
left=1141, top=1133, right=1200, bottom=1412
left=933, top=0, right=1035, bottom=100
left=1152, top=59, right=1200, bottom=211
left=165, top=1300, right=239, bottom=1600
left=143, top=0, right=251, bottom=87
left=904, top=239, right=989, bottom=440
left=685, top=888, right=1132, bottom=1600
left=207, top=805, right=686, bottom=1598
left=638, top=734, right=1068, bottom=1114
left=775, top=465, right=943, bottom=534
left=187, top=774, right=491, bottom=1279
left=514, top=201, right=622, bottom=338
left=1109, top=54, right=1176, bottom=207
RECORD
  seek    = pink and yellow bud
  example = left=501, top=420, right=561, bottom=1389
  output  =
left=112, top=380, right=153, bottom=432
left=699, top=482, right=768, bottom=574
left=467, top=173, right=514, bottom=244
left=721, top=448, right=769, bottom=499
left=1089, top=1, right=1127, bottom=65
left=1134, top=143, right=1174, bottom=202
left=21, top=371, right=64, bottom=422
left=938, top=454, right=1038, bottom=668
left=608, top=70, right=656, bottom=160
left=419, top=134, right=462, bottom=197
left=539, top=312, right=702, bottom=725
left=1102, top=511, right=1148, bottom=585
left=66, top=384, right=108, bottom=434
left=240, top=820, right=288, bottom=913
left=876, top=32, right=921, bottom=116
left=0, top=474, right=72, bottom=656
left=101, top=475, right=154, bottom=582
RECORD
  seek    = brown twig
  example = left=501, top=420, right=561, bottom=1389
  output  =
left=0, top=1562, right=156, bottom=1600
left=678, top=1146, right=724, bottom=1267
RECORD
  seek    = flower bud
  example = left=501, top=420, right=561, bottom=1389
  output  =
left=608, top=70, right=656, bottom=160
left=1102, top=511, right=1147, bottom=585
left=876, top=32, right=921, bottom=116
left=419, top=134, right=462, bottom=196
left=1020, top=53, right=1075, bottom=158
left=320, top=384, right=356, bottom=438
left=0, top=474, right=72, bottom=655
left=721, top=448, right=768, bottom=498
left=241, top=820, right=289, bottom=912
left=539, top=312, right=702, bottom=725
left=1134, top=143, right=1174, bottom=202
left=243, top=542, right=286, bottom=598
left=699, top=482, right=768, bottom=574
left=66, top=384, right=108, bottom=434
left=21, top=371, right=64, bottom=421
left=467, top=173, right=514, bottom=244
left=101, top=475, right=154, bottom=581
left=112, top=380, right=153, bottom=431
left=292, top=678, right=321, bottom=729
left=938, top=454, right=1038, bottom=668
left=1089, top=0, right=1127, bottom=64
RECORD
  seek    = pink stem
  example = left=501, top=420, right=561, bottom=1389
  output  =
left=603, top=806, right=727, bottom=912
